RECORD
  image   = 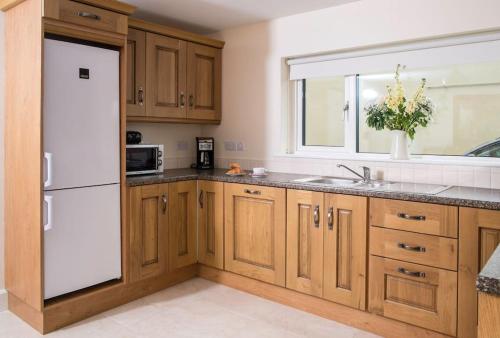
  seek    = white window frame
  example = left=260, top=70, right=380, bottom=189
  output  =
left=287, top=32, right=500, bottom=166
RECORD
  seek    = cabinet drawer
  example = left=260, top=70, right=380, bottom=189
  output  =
left=369, top=198, right=458, bottom=238
left=369, top=256, right=457, bottom=336
left=44, top=0, right=128, bottom=35
left=370, top=227, right=457, bottom=270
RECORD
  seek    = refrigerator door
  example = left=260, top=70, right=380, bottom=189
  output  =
left=44, top=184, right=121, bottom=299
left=43, top=38, right=120, bottom=190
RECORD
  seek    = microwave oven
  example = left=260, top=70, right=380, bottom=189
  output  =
left=126, top=144, right=164, bottom=176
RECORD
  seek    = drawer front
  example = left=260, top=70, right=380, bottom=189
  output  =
left=370, top=227, right=458, bottom=270
left=45, top=0, right=128, bottom=35
left=370, top=198, right=458, bottom=238
left=369, top=256, right=457, bottom=336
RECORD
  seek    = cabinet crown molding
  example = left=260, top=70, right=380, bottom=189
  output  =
left=1, top=0, right=136, bottom=14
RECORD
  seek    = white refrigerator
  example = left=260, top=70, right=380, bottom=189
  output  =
left=43, top=38, right=122, bottom=299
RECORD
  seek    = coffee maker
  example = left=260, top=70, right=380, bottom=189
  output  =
left=196, top=137, right=214, bottom=169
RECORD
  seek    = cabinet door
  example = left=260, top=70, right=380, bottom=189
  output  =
left=324, top=194, right=367, bottom=310
left=146, top=32, right=187, bottom=119
left=224, top=183, right=286, bottom=286
left=198, top=180, right=224, bottom=269
left=128, top=184, right=169, bottom=282
left=286, top=190, right=324, bottom=296
left=186, top=42, right=221, bottom=121
left=169, top=181, right=197, bottom=270
left=126, top=28, right=146, bottom=117
left=458, top=208, right=500, bottom=338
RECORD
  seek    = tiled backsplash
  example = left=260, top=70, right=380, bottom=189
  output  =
left=212, top=157, right=500, bottom=189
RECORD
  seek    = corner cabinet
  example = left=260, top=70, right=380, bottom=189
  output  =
left=224, top=183, right=286, bottom=286
left=126, top=19, right=223, bottom=124
left=127, top=184, right=169, bottom=282
left=198, top=181, right=224, bottom=269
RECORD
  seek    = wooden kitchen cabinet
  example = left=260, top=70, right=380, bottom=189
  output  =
left=168, top=181, right=197, bottom=270
left=128, top=184, right=169, bottom=282
left=198, top=180, right=224, bottom=269
left=126, top=28, right=146, bottom=117
left=286, top=190, right=324, bottom=297
left=458, top=208, right=500, bottom=338
left=224, top=183, right=286, bottom=286
left=323, top=194, right=367, bottom=310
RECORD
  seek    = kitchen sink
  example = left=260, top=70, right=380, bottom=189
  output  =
left=294, top=177, right=362, bottom=187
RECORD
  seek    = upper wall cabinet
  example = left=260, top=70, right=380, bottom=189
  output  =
left=126, top=19, right=224, bottom=124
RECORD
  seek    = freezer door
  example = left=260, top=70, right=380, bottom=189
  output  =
left=43, top=38, right=120, bottom=190
left=44, top=184, right=121, bottom=300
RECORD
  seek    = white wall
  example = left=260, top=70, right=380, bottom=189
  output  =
left=204, top=0, right=500, bottom=187
left=0, top=12, right=5, bottom=294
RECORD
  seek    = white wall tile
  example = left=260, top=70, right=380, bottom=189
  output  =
left=473, top=167, right=491, bottom=188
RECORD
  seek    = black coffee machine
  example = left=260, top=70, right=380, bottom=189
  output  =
left=196, top=137, right=214, bottom=169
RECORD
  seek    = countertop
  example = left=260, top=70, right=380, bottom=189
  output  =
left=126, top=168, right=500, bottom=210
left=477, top=244, right=500, bottom=295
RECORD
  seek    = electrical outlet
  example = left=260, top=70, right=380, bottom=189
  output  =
left=224, top=141, right=236, bottom=151
left=236, top=142, right=245, bottom=151
left=177, top=141, right=188, bottom=151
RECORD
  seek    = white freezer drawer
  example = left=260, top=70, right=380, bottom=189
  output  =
left=43, top=38, right=120, bottom=190
left=44, top=184, right=122, bottom=299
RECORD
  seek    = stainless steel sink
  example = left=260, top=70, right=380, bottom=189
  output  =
left=294, top=177, right=362, bottom=187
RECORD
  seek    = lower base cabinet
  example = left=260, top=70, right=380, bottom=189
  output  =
left=128, top=183, right=169, bottom=282
left=369, top=256, right=457, bottom=336
left=224, top=183, right=286, bottom=286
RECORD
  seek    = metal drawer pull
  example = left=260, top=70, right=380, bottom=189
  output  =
left=398, top=242, right=426, bottom=252
left=313, top=205, right=320, bottom=228
left=180, top=92, right=186, bottom=108
left=138, top=87, right=144, bottom=106
left=327, top=207, right=334, bottom=230
left=161, top=194, right=167, bottom=214
left=199, top=190, right=204, bottom=208
left=397, top=267, right=425, bottom=278
left=78, top=12, right=101, bottom=21
left=189, top=94, right=194, bottom=108
left=397, top=213, right=426, bottom=221
left=244, top=189, right=261, bottom=195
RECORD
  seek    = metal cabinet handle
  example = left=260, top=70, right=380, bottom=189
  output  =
left=161, top=194, right=167, bottom=214
left=397, top=213, right=426, bottom=221
left=138, top=87, right=144, bottom=106
left=244, top=189, right=261, bottom=195
left=199, top=190, right=204, bottom=208
left=313, top=205, right=320, bottom=228
left=189, top=94, right=194, bottom=108
left=44, top=195, right=53, bottom=231
left=44, top=152, right=53, bottom=188
left=327, top=207, right=334, bottom=230
left=180, top=92, right=185, bottom=108
left=398, top=242, right=426, bottom=252
left=397, top=267, right=425, bottom=278
left=78, top=12, right=101, bottom=21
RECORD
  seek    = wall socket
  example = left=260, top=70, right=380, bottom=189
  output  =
left=236, top=142, right=245, bottom=151
left=224, top=141, right=236, bottom=151
left=177, top=141, right=189, bottom=151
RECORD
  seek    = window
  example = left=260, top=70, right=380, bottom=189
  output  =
left=288, top=32, right=500, bottom=159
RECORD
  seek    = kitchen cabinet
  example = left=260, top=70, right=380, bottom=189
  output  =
left=126, top=19, right=223, bottom=123
left=128, top=184, right=169, bottom=282
left=458, top=208, right=500, bottom=338
left=169, top=181, right=198, bottom=270
left=198, top=180, right=224, bottom=269
left=323, top=194, right=367, bottom=310
left=286, top=190, right=324, bottom=297
left=224, top=183, right=286, bottom=286
left=126, top=28, right=146, bottom=117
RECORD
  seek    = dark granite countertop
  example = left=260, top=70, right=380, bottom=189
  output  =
left=477, top=244, right=500, bottom=295
left=127, top=168, right=500, bottom=210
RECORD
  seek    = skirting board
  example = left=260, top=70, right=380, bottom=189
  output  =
left=0, top=289, right=7, bottom=312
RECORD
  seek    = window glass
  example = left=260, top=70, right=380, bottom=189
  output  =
left=358, top=61, right=500, bottom=157
left=303, top=77, right=345, bottom=147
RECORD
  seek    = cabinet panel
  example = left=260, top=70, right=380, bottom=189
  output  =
left=286, top=190, right=324, bottom=296
left=187, top=42, right=221, bottom=121
left=198, top=181, right=224, bottom=269
left=146, top=32, right=187, bottom=119
left=169, top=181, right=197, bottom=270
left=128, top=184, right=169, bottom=282
left=224, top=184, right=286, bottom=286
left=458, top=208, right=500, bottom=338
left=126, top=28, right=146, bottom=117
left=369, top=256, right=457, bottom=336
left=324, top=194, right=367, bottom=310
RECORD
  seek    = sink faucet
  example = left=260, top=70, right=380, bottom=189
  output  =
left=337, top=164, right=371, bottom=183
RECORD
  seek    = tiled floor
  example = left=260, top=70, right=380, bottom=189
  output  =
left=0, top=278, right=380, bottom=338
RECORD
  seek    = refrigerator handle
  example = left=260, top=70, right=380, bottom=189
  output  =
left=44, top=152, right=53, bottom=188
left=44, top=195, right=53, bottom=231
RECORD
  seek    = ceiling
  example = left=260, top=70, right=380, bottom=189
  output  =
left=123, top=0, right=360, bottom=34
